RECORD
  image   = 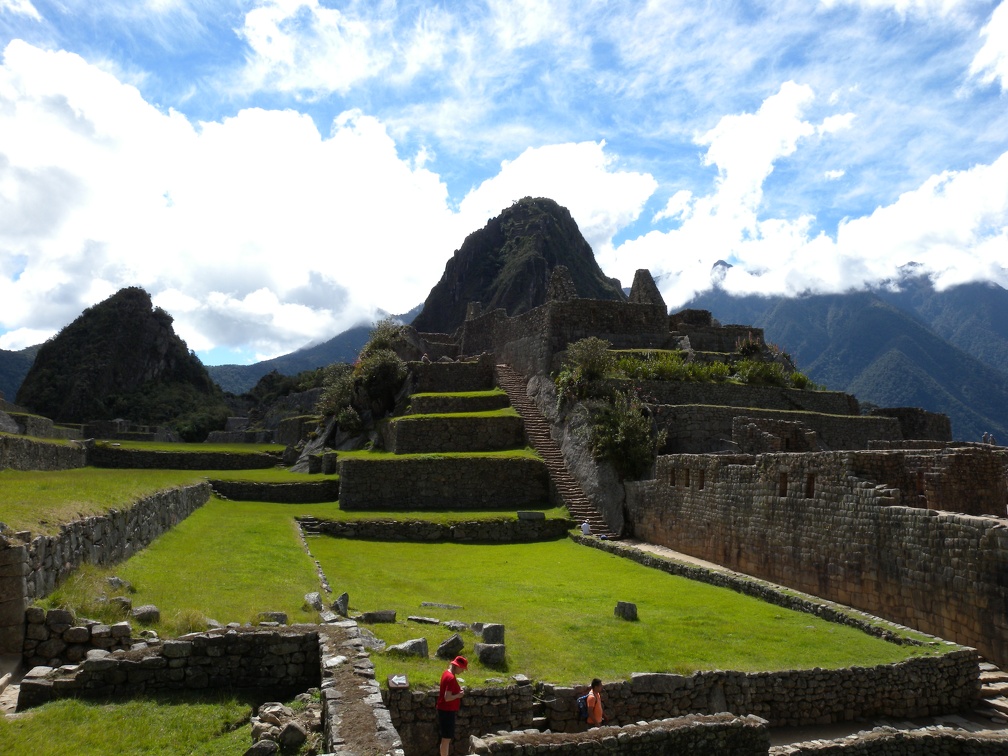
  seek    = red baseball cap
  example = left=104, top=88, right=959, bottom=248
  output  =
left=451, top=656, right=468, bottom=670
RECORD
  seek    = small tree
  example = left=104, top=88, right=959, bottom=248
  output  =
left=587, top=390, right=666, bottom=480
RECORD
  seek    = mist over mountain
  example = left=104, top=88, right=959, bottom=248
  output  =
left=411, top=196, right=626, bottom=334
left=686, top=274, right=1008, bottom=442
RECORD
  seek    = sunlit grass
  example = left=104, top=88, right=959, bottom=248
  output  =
left=408, top=389, right=506, bottom=399
left=0, top=468, right=208, bottom=535
left=0, top=695, right=256, bottom=756
left=39, top=498, right=331, bottom=636
left=308, top=538, right=941, bottom=689
left=95, top=440, right=284, bottom=453
left=392, top=407, right=518, bottom=419
left=337, top=447, right=541, bottom=461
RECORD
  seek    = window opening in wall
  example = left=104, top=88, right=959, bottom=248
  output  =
left=778, top=472, right=788, bottom=497
left=916, top=470, right=925, bottom=495
left=805, top=473, right=815, bottom=498
left=698, top=469, right=705, bottom=490
left=684, top=469, right=691, bottom=487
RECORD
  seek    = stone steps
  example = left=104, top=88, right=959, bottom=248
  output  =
left=495, top=364, right=615, bottom=538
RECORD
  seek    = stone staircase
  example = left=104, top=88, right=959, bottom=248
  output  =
left=976, top=662, right=1008, bottom=722
left=495, top=364, right=615, bottom=538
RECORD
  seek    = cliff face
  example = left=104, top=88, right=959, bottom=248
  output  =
left=411, top=197, right=626, bottom=334
left=16, top=287, right=224, bottom=429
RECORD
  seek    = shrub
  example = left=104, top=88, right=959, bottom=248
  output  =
left=360, top=317, right=403, bottom=359
left=735, top=332, right=764, bottom=358
left=315, top=363, right=354, bottom=417
left=587, top=390, right=666, bottom=480
left=734, top=359, right=788, bottom=387
left=355, top=348, right=407, bottom=414
left=564, top=337, right=614, bottom=380
left=615, top=351, right=688, bottom=381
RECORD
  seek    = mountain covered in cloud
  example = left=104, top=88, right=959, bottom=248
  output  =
left=411, top=197, right=626, bottom=334
left=686, top=273, right=1008, bottom=442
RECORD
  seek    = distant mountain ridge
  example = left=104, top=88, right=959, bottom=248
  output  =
left=686, top=276, right=1008, bottom=441
left=411, top=196, right=626, bottom=334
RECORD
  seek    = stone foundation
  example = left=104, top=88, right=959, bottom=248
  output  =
left=383, top=413, right=526, bottom=454
left=313, top=517, right=572, bottom=543
left=209, top=478, right=340, bottom=503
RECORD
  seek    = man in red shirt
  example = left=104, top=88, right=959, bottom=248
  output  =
left=436, top=655, right=467, bottom=755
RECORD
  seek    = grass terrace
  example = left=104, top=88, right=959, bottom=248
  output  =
left=335, top=447, right=541, bottom=461
left=93, top=440, right=285, bottom=454
left=308, top=538, right=942, bottom=689
left=391, top=407, right=518, bottom=419
left=408, top=389, right=507, bottom=399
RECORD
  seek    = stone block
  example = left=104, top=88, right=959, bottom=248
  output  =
left=64, top=626, right=90, bottom=643
left=360, top=610, right=396, bottom=624
left=387, top=638, right=428, bottom=658
left=436, top=633, right=465, bottom=660
left=45, top=609, right=74, bottom=627
left=163, top=640, right=193, bottom=658
left=615, top=601, right=638, bottom=621
left=473, top=642, right=506, bottom=667
left=481, top=623, right=505, bottom=644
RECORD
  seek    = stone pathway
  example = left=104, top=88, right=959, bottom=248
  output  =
left=495, top=364, right=615, bottom=537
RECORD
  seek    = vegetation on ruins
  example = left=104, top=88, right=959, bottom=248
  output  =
left=309, top=538, right=937, bottom=688
left=584, top=390, right=667, bottom=480
left=0, top=694, right=254, bottom=755
left=315, top=317, right=408, bottom=432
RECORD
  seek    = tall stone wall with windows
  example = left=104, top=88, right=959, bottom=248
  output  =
left=625, top=447, right=1008, bottom=666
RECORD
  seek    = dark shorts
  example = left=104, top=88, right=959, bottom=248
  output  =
left=437, top=708, right=457, bottom=739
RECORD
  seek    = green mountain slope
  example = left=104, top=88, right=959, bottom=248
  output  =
left=0, top=345, right=38, bottom=405
left=687, top=288, right=1008, bottom=441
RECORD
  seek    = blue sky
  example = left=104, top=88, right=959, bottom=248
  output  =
left=0, top=0, right=1006, bottom=365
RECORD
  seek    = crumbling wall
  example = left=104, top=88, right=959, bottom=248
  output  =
left=0, top=435, right=87, bottom=471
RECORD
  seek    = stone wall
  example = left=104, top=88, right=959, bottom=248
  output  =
left=18, top=626, right=321, bottom=709
left=652, top=405, right=901, bottom=454
left=23, top=483, right=211, bottom=602
left=23, top=607, right=135, bottom=668
left=870, top=406, right=953, bottom=442
left=625, top=449, right=1008, bottom=666
left=615, top=380, right=861, bottom=416
left=408, top=392, right=510, bottom=415
left=337, top=457, right=550, bottom=511
left=676, top=324, right=762, bottom=353
left=209, top=478, right=340, bottom=503
left=469, top=714, right=770, bottom=755
left=383, top=414, right=526, bottom=454
left=313, top=516, right=573, bottom=543
left=387, top=681, right=536, bottom=755
left=409, top=358, right=495, bottom=393
left=387, top=649, right=976, bottom=755
left=0, top=434, right=87, bottom=471
left=87, top=445, right=282, bottom=469
left=772, top=727, right=1008, bottom=754
left=0, top=541, right=27, bottom=655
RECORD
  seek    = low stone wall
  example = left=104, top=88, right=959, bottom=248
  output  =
left=337, top=457, right=549, bottom=511
left=383, top=414, right=525, bottom=454
left=23, top=483, right=211, bottom=602
left=314, top=516, right=573, bottom=543
left=408, top=392, right=510, bottom=414
left=609, top=380, right=861, bottom=416
left=23, top=607, right=135, bottom=668
left=387, top=681, right=536, bottom=755
left=652, top=405, right=901, bottom=453
left=470, top=714, right=770, bottom=755
left=409, top=358, right=495, bottom=393
left=772, top=726, right=1008, bottom=754
left=18, top=626, right=321, bottom=710
left=0, top=434, right=86, bottom=471
left=210, top=478, right=340, bottom=503
left=87, top=445, right=282, bottom=469
left=387, top=648, right=977, bottom=754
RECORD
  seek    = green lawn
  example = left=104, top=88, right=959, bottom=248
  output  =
left=95, top=440, right=285, bottom=453
left=38, top=498, right=335, bottom=636
left=336, top=447, right=541, bottom=460
left=0, top=696, right=254, bottom=755
left=0, top=468, right=209, bottom=535
left=408, top=389, right=507, bottom=399
left=308, top=538, right=940, bottom=688
left=392, top=407, right=518, bottom=419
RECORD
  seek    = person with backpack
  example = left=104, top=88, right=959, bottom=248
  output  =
left=586, top=678, right=604, bottom=726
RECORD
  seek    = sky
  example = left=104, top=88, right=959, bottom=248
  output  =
left=0, top=0, right=1006, bottom=366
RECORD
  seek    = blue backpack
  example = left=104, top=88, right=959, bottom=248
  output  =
left=576, top=693, right=589, bottom=721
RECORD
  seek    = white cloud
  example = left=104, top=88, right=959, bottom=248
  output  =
left=825, top=169, right=846, bottom=179
left=818, top=0, right=974, bottom=17
left=0, top=41, right=461, bottom=356
left=239, top=0, right=392, bottom=96
left=458, top=141, right=657, bottom=265
left=653, top=190, right=695, bottom=224
left=969, top=1, right=1008, bottom=90
left=604, top=83, right=1008, bottom=308
left=0, top=0, right=40, bottom=21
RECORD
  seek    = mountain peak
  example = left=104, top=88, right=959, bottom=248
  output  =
left=411, top=197, right=626, bottom=333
